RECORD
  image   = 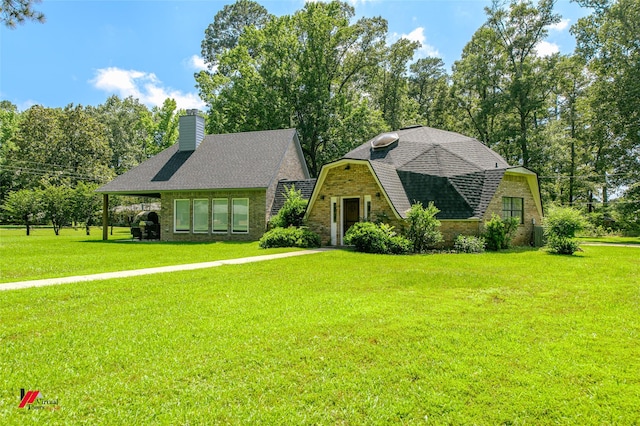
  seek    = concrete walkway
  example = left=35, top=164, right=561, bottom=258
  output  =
left=0, top=248, right=331, bottom=291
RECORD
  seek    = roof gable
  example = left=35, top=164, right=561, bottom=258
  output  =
left=98, top=128, right=300, bottom=194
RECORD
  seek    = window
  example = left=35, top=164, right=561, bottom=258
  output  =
left=193, top=199, right=209, bottom=233
left=232, top=198, right=249, bottom=233
left=174, top=199, right=190, bottom=232
left=364, top=195, right=372, bottom=220
left=503, top=197, right=524, bottom=224
left=212, top=198, right=229, bottom=233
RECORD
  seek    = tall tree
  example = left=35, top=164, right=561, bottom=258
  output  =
left=1, top=0, right=44, bottom=28
left=572, top=0, right=640, bottom=189
left=451, top=27, right=509, bottom=152
left=144, top=98, right=181, bottom=156
left=374, top=38, right=420, bottom=130
left=197, top=0, right=388, bottom=176
left=0, top=100, right=21, bottom=200
left=200, top=0, right=271, bottom=67
left=485, top=0, right=561, bottom=168
left=408, top=57, right=451, bottom=128
left=92, top=95, right=151, bottom=175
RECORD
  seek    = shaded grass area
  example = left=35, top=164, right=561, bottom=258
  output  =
left=0, top=246, right=639, bottom=423
left=577, top=235, right=640, bottom=245
left=0, top=228, right=300, bottom=283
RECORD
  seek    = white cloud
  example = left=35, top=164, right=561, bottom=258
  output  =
left=549, top=18, right=570, bottom=32
left=393, top=27, right=440, bottom=58
left=535, top=40, right=560, bottom=57
left=185, top=54, right=207, bottom=72
left=91, top=67, right=206, bottom=110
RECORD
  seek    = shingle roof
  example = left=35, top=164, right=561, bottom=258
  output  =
left=270, top=179, right=317, bottom=217
left=343, top=126, right=511, bottom=219
left=98, top=129, right=299, bottom=194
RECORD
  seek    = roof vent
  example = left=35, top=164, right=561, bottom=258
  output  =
left=371, top=132, right=399, bottom=150
left=399, top=124, right=422, bottom=130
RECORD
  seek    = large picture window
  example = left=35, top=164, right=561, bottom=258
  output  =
left=212, top=198, right=229, bottom=233
left=174, top=199, right=190, bottom=232
left=232, top=198, right=249, bottom=233
left=503, top=197, right=524, bottom=224
left=193, top=199, right=209, bottom=233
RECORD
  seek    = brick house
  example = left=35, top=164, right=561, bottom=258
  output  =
left=304, top=126, right=543, bottom=246
left=97, top=110, right=309, bottom=241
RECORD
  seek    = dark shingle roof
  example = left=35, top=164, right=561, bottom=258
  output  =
left=98, top=129, right=299, bottom=194
left=343, top=126, right=511, bottom=219
left=270, top=179, right=317, bottom=217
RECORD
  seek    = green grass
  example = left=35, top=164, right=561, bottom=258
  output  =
left=0, top=227, right=300, bottom=283
left=577, top=235, right=640, bottom=245
left=0, top=244, right=639, bottom=424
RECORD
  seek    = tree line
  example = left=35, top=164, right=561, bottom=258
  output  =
left=1, top=0, right=638, bottom=234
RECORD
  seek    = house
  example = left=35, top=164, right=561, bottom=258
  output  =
left=97, top=110, right=310, bottom=241
left=304, top=126, right=543, bottom=246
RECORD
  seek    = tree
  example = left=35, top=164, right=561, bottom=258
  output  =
left=573, top=0, right=640, bottom=192
left=484, top=0, right=561, bottom=168
left=92, top=95, right=151, bottom=175
left=200, top=0, right=271, bottom=67
left=40, top=183, right=73, bottom=235
left=71, top=182, right=101, bottom=235
left=451, top=27, right=509, bottom=152
left=2, top=188, right=41, bottom=235
left=0, top=100, right=21, bottom=201
left=196, top=0, right=389, bottom=176
left=8, top=104, right=113, bottom=190
left=1, top=0, right=45, bottom=28
left=57, top=104, right=113, bottom=186
left=373, top=38, right=420, bottom=130
left=409, top=57, right=451, bottom=128
left=144, top=98, right=180, bottom=156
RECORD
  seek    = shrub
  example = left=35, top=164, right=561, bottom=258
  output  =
left=454, top=235, right=486, bottom=253
left=483, top=214, right=519, bottom=251
left=344, top=221, right=410, bottom=255
left=259, top=226, right=321, bottom=249
left=544, top=206, right=586, bottom=255
left=405, top=202, right=443, bottom=253
left=270, top=185, right=308, bottom=228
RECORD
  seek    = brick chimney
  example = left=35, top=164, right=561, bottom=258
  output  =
left=178, top=109, right=205, bottom=151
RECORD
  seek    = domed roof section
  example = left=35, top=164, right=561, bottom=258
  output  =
left=344, top=125, right=510, bottom=176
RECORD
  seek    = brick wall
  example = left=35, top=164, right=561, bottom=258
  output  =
left=481, top=173, right=543, bottom=246
left=306, top=162, right=403, bottom=245
left=160, top=189, right=266, bottom=242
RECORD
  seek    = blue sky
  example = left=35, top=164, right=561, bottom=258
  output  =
left=1, top=0, right=589, bottom=111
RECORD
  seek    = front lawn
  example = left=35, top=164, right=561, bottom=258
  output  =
left=0, top=246, right=638, bottom=423
left=0, top=227, right=300, bottom=283
left=577, top=235, right=640, bottom=245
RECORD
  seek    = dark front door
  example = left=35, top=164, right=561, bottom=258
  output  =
left=343, top=198, right=360, bottom=239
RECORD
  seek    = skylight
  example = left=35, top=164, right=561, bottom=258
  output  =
left=371, top=132, right=399, bottom=150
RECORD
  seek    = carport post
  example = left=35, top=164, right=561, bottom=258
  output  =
left=102, top=194, right=109, bottom=241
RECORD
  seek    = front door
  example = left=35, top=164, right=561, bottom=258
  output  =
left=343, top=198, right=360, bottom=240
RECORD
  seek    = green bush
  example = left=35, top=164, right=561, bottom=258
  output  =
left=454, top=235, right=486, bottom=253
left=544, top=206, right=586, bottom=255
left=405, top=202, right=443, bottom=253
left=270, top=185, right=308, bottom=228
left=344, top=222, right=410, bottom=255
left=483, top=214, right=519, bottom=251
left=259, top=226, right=321, bottom=249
